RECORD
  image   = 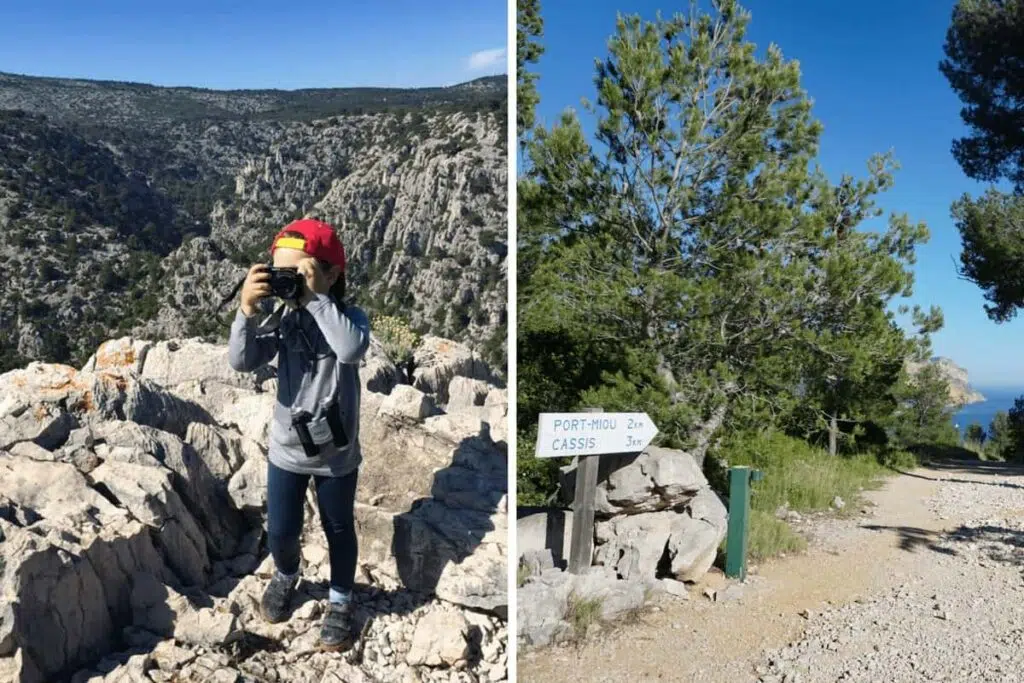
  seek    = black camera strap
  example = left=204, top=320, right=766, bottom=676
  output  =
left=216, top=276, right=246, bottom=312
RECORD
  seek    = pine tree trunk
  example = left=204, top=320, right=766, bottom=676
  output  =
left=829, top=413, right=838, bottom=457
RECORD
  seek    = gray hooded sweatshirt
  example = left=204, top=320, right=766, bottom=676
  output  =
left=227, top=293, right=371, bottom=477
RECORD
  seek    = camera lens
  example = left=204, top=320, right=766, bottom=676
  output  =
left=270, top=268, right=301, bottom=300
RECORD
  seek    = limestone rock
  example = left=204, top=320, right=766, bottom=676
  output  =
left=355, top=439, right=507, bottom=616
left=8, top=440, right=58, bottom=462
left=560, top=445, right=709, bottom=516
left=90, top=459, right=211, bottom=586
left=0, top=648, right=44, bottom=683
left=517, top=510, right=573, bottom=569
left=0, top=599, right=16, bottom=657
left=594, top=507, right=726, bottom=583
left=379, top=384, right=436, bottom=421
left=0, top=328, right=508, bottom=682
left=484, top=388, right=507, bottom=406
left=227, top=449, right=268, bottom=517
left=689, top=486, right=729, bottom=531
left=0, top=362, right=211, bottom=441
left=90, top=420, right=245, bottom=559
left=905, top=356, right=985, bottom=407
left=406, top=610, right=470, bottom=667
left=81, top=337, right=153, bottom=375
left=413, top=337, right=498, bottom=403
left=0, top=456, right=120, bottom=523
left=423, top=412, right=489, bottom=446
left=141, top=338, right=265, bottom=391
left=518, top=549, right=555, bottom=579
left=150, top=640, right=197, bottom=672
left=0, top=514, right=174, bottom=682
left=362, top=338, right=400, bottom=395
left=446, top=376, right=491, bottom=412
left=358, top=419, right=474, bottom=513
left=211, top=388, right=275, bottom=445
left=0, top=394, right=75, bottom=451
left=131, top=573, right=240, bottom=647
left=517, top=567, right=648, bottom=649
left=184, top=422, right=252, bottom=480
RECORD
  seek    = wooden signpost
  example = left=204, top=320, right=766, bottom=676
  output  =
left=534, top=407, right=659, bottom=574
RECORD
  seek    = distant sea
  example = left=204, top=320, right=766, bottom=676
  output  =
left=953, top=387, right=1024, bottom=436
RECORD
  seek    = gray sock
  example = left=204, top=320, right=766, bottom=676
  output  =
left=275, top=569, right=299, bottom=584
left=329, top=586, right=352, bottom=605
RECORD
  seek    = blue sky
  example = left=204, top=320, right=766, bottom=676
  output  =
left=528, top=0, right=1022, bottom=389
left=0, top=0, right=507, bottom=89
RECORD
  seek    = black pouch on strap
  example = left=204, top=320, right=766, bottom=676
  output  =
left=325, top=402, right=349, bottom=448
left=291, top=411, right=321, bottom=458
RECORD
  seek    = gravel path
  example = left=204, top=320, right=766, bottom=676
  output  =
left=518, top=459, right=1024, bottom=683
left=758, top=462, right=1024, bottom=683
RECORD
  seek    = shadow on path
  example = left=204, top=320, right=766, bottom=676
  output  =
left=860, top=456, right=1024, bottom=568
left=946, top=524, right=1024, bottom=569
left=867, top=523, right=1024, bottom=572
left=860, top=525, right=958, bottom=556
left=887, top=455, right=1024, bottom=492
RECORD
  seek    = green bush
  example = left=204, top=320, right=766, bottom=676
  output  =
left=517, top=424, right=561, bottom=507
left=713, top=430, right=902, bottom=560
left=720, top=431, right=887, bottom=515
left=985, top=411, right=1014, bottom=460
left=373, top=315, right=420, bottom=382
left=747, top=510, right=807, bottom=561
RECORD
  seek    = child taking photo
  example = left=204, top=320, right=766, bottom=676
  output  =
left=228, top=218, right=371, bottom=652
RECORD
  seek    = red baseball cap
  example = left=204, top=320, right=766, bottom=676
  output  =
left=270, top=218, right=346, bottom=271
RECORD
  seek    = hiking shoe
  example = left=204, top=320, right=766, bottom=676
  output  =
left=259, top=572, right=297, bottom=624
left=319, top=601, right=355, bottom=652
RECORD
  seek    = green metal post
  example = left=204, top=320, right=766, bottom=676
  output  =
left=725, top=466, right=761, bottom=580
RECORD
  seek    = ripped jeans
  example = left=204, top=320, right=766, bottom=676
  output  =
left=265, top=460, right=359, bottom=592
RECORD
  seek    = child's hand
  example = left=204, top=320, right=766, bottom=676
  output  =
left=240, top=264, right=270, bottom=317
left=297, top=258, right=331, bottom=295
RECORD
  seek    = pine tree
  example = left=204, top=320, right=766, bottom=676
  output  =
left=941, top=1, right=1024, bottom=321
left=518, top=0, right=938, bottom=469
left=517, top=0, right=544, bottom=138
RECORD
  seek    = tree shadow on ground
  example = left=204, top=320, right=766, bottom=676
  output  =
left=859, top=525, right=959, bottom=556
left=886, top=452, right=1024, bottom=492
left=861, top=522, right=1024, bottom=575
left=946, top=524, right=1024, bottom=570
left=859, top=452, right=1024, bottom=569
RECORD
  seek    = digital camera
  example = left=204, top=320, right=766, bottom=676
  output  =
left=267, top=266, right=304, bottom=300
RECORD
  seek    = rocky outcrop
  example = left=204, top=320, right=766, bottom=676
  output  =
left=517, top=446, right=728, bottom=648
left=557, top=446, right=729, bottom=582
left=413, top=337, right=499, bottom=406
left=0, top=334, right=507, bottom=682
left=905, top=356, right=985, bottom=407
left=517, top=567, right=655, bottom=648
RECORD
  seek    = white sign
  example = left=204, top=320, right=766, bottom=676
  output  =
left=534, top=412, right=659, bottom=458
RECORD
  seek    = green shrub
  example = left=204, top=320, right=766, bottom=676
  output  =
left=517, top=424, right=561, bottom=506
left=373, top=315, right=420, bottom=381
left=747, top=510, right=807, bottom=561
left=565, top=593, right=603, bottom=641
left=719, top=430, right=887, bottom=515
left=714, top=430, right=896, bottom=560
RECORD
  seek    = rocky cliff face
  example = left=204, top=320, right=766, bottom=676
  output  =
left=0, top=334, right=507, bottom=682
left=905, top=356, right=985, bottom=407
left=0, top=72, right=507, bottom=376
